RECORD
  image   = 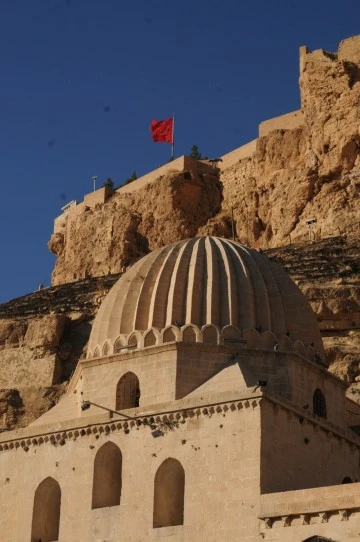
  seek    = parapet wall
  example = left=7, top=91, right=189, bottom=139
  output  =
left=116, top=156, right=214, bottom=195
left=54, top=187, right=112, bottom=234
left=300, top=34, right=360, bottom=73
left=338, top=34, right=360, bottom=64
left=53, top=157, right=215, bottom=230
left=218, top=139, right=257, bottom=170
left=258, top=109, right=304, bottom=137
left=260, top=482, right=360, bottom=540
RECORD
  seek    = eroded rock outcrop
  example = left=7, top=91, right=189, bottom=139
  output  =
left=218, top=37, right=360, bottom=249
left=48, top=38, right=359, bottom=282
left=0, top=275, right=119, bottom=429
left=49, top=169, right=223, bottom=285
left=266, top=237, right=360, bottom=398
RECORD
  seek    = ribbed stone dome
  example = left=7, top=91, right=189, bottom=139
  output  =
left=87, top=237, right=323, bottom=356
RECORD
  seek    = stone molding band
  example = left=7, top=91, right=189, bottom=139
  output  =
left=87, top=323, right=319, bottom=364
left=0, top=397, right=262, bottom=454
left=261, top=507, right=359, bottom=529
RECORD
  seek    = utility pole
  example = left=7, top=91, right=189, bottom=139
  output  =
left=92, top=175, right=98, bottom=192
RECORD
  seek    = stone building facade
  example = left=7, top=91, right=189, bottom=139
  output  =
left=1, top=237, right=360, bottom=541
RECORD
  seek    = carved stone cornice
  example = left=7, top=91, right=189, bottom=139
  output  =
left=0, top=397, right=262, bottom=454
left=260, top=507, right=359, bottom=529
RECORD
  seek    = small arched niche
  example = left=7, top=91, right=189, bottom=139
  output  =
left=260, top=331, right=277, bottom=350
left=182, top=325, right=198, bottom=343
left=31, top=477, right=61, bottom=542
left=102, top=341, right=111, bottom=356
left=278, top=335, right=292, bottom=351
left=313, top=388, right=327, bottom=419
left=342, top=476, right=353, bottom=484
left=162, top=327, right=177, bottom=344
left=243, top=328, right=260, bottom=349
left=202, top=324, right=219, bottom=345
left=222, top=325, right=242, bottom=343
left=116, top=372, right=140, bottom=411
left=93, top=346, right=100, bottom=358
left=153, top=458, right=185, bottom=528
left=128, top=332, right=139, bottom=348
left=144, top=329, right=157, bottom=347
left=92, top=442, right=122, bottom=509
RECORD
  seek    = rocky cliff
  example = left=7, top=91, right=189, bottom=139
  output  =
left=0, top=275, right=119, bottom=429
left=218, top=37, right=360, bottom=248
left=1, top=36, right=359, bottom=429
left=266, top=237, right=360, bottom=399
left=48, top=166, right=224, bottom=285
left=48, top=36, right=359, bottom=282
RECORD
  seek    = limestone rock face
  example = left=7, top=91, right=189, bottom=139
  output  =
left=25, top=314, right=67, bottom=350
left=267, top=237, right=360, bottom=398
left=300, top=40, right=360, bottom=180
left=49, top=170, right=222, bottom=285
left=47, top=39, right=359, bottom=284
left=0, top=320, right=27, bottom=347
left=0, top=389, right=24, bottom=429
left=219, top=38, right=360, bottom=248
left=0, top=275, right=119, bottom=429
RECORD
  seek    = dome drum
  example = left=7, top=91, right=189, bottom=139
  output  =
left=87, top=323, right=318, bottom=365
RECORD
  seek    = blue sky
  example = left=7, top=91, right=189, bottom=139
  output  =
left=0, top=0, right=359, bottom=304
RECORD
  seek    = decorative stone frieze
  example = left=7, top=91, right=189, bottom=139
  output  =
left=261, top=508, right=360, bottom=529
left=0, top=397, right=261, bottom=454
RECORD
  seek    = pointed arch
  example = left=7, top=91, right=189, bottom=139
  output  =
left=202, top=324, right=219, bottom=345
left=278, top=335, right=292, bottom=351
left=31, top=477, right=61, bottom=542
left=92, top=442, right=122, bottom=509
left=260, top=330, right=277, bottom=350
left=153, top=458, right=185, bottom=528
left=102, top=340, right=111, bottom=356
left=128, top=331, right=141, bottom=349
left=162, top=326, right=179, bottom=344
left=116, top=372, right=140, bottom=411
left=144, top=328, right=158, bottom=347
left=222, top=324, right=242, bottom=343
left=181, top=324, right=199, bottom=343
left=93, top=346, right=100, bottom=358
left=313, top=388, right=327, bottom=419
left=243, top=328, right=260, bottom=348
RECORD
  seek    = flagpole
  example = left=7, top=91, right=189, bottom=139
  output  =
left=171, top=113, right=175, bottom=160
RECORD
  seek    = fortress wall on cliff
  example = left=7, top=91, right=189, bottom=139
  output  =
left=116, top=156, right=214, bottom=194
left=49, top=35, right=360, bottom=280
left=258, top=110, right=304, bottom=137
left=218, top=139, right=257, bottom=171
left=300, top=35, right=360, bottom=73
left=338, top=35, right=360, bottom=64
left=53, top=157, right=214, bottom=234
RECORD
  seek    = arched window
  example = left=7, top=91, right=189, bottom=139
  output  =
left=342, top=476, right=353, bottom=484
left=92, top=442, right=122, bottom=509
left=313, top=388, right=327, bottom=419
left=31, top=477, right=61, bottom=542
left=116, top=372, right=140, bottom=411
left=303, top=537, right=336, bottom=542
left=153, top=458, right=185, bottom=528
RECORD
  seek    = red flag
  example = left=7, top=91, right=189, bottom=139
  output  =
left=150, top=117, right=173, bottom=143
